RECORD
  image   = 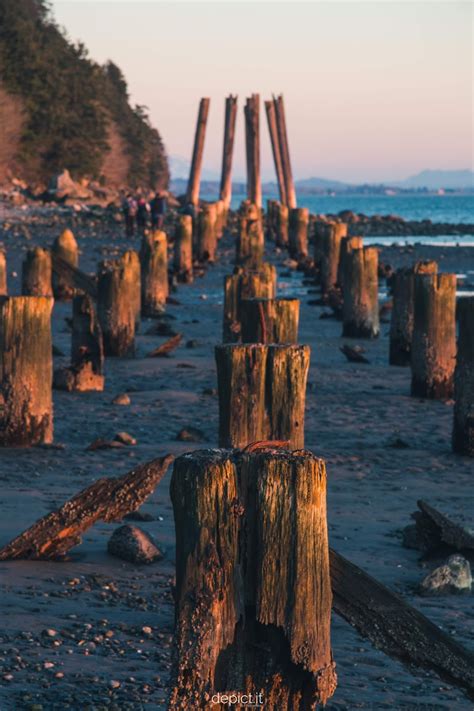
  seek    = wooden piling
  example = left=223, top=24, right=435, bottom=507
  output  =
left=219, top=95, right=238, bottom=210
left=140, top=231, right=168, bottom=316
left=337, top=235, right=363, bottom=288
left=169, top=447, right=336, bottom=709
left=54, top=295, right=104, bottom=392
left=0, top=251, right=7, bottom=295
left=240, top=297, right=299, bottom=344
left=274, top=94, right=296, bottom=208
left=452, top=297, right=474, bottom=456
left=186, top=97, right=210, bottom=206
left=174, top=215, right=193, bottom=283
left=223, top=264, right=277, bottom=342
left=51, top=228, right=78, bottom=300
left=276, top=202, right=289, bottom=247
left=288, top=207, right=309, bottom=259
left=97, top=256, right=136, bottom=357
left=411, top=273, right=456, bottom=399
left=196, top=203, right=217, bottom=262
left=342, top=247, right=379, bottom=338
left=389, top=261, right=438, bottom=366
left=265, top=100, right=287, bottom=205
left=215, top=343, right=310, bottom=448
left=244, top=94, right=262, bottom=208
left=215, top=199, right=226, bottom=239
left=319, top=222, right=348, bottom=294
left=236, top=210, right=264, bottom=269
left=0, top=296, right=53, bottom=446
left=22, top=247, right=53, bottom=297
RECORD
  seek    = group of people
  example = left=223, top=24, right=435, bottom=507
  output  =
left=121, top=191, right=168, bottom=237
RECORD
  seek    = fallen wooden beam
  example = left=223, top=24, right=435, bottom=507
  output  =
left=51, top=253, right=98, bottom=299
left=330, top=548, right=474, bottom=699
left=0, top=455, right=173, bottom=560
left=147, top=333, right=182, bottom=358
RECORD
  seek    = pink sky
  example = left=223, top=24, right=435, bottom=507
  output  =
left=52, top=1, right=472, bottom=182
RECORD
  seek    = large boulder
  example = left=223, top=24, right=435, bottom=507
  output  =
left=419, top=554, right=472, bottom=596
left=48, top=169, right=92, bottom=201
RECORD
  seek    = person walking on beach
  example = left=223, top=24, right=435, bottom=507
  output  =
left=150, top=190, right=167, bottom=230
left=122, top=194, right=137, bottom=237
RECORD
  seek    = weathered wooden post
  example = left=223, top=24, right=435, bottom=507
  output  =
left=342, top=246, right=379, bottom=338
left=215, top=199, right=226, bottom=239
left=219, top=94, right=238, bottom=210
left=337, top=235, right=363, bottom=288
left=0, top=252, right=7, bottom=296
left=97, top=255, right=136, bottom=357
left=236, top=207, right=264, bottom=269
left=123, top=249, right=141, bottom=328
left=186, top=97, right=210, bottom=206
left=174, top=215, right=193, bottom=283
left=51, top=228, right=78, bottom=300
left=274, top=94, right=297, bottom=208
left=240, top=297, right=299, bottom=344
left=215, top=343, right=310, bottom=448
left=288, top=207, right=309, bottom=259
left=244, top=94, right=262, bottom=208
left=0, top=296, right=53, bottom=446
left=54, top=295, right=104, bottom=392
left=169, top=447, right=336, bottom=709
left=276, top=202, right=289, bottom=247
left=411, top=273, right=456, bottom=398
left=319, top=222, right=348, bottom=294
left=22, top=247, right=53, bottom=297
left=140, top=231, right=168, bottom=316
left=196, top=203, right=218, bottom=262
left=389, top=261, right=438, bottom=366
left=265, top=199, right=278, bottom=241
left=265, top=99, right=287, bottom=205
left=452, top=297, right=474, bottom=456
left=223, top=264, right=277, bottom=342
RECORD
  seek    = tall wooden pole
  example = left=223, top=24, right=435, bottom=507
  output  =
left=452, top=296, right=474, bottom=456
left=265, top=100, right=287, bottom=205
left=186, top=98, right=210, bottom=206
left=245, top=94, right=262, bottom=208
left=274, top=94, right=296, bottom=208
left=219, top=95, right=238, bottom=209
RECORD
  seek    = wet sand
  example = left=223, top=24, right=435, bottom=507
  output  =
left=0, top=204, right=473, bottom=710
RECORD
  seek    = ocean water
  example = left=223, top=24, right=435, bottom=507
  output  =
left=201, top=191, right=473, bottom=224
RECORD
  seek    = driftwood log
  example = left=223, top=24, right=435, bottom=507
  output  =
left=404, top=499, right=474, bottom=554
left=53, top=295, right=104, bottom=392
left=97, top=255, right=137, bottom=357
left=411, top=273, right=456, bottom=399
left=196, top=203, right=217, bottom=263
left=22, top=247, right=53, bottom=297
left=215, top=344, right=310, bottom=448
left=0, top=296, right=53, bottom=446
left=186, top=98, right=210, bottom=206
left=288, top=207, right=309, bottom=259
left=51, top=228, right=78, bottom=300
left=342, top=247, right=379, bottom=339
left=453, top=296, right=474, bottom=455
left=174, top=215, right=193, bottom=283
left=169, top=448, right=336, bottom=709
left=223, top=264, right=277, bottom=342
left=141, top=230, right=168, bottom=316
left=219, top=95, right=238, bottom=209
left=0, top=455, right=173, bottom=560
left=240, top=297, right=299, bottom=344
left=389, top=261, right=438, bottom=367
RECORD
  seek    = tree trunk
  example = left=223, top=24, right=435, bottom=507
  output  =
left=276, top=202, right=289, bottom=247
left=215, top=344, right=310, bottom=448
left=174, top=215, right=193, bottom=283
left=0, top=251, right=7, bottom=295
left=288, top=208, right=309, bottom=259
left=319, top=222, right=348, bottom=294
left=51, top=228, right=78, bottom=300
left=140, top=231, right=168, bottom=316
left=245, top=94, right=262, bottom=208
left=0, top=455, right=173, bottom=559
left=274, top=94, right=296, bottom=208
left=186, top=98, right=210, bottom=206
left=240, top=297, right=299, bottom=344
left=22, top=247, right=53, bottom=297
left=389, top=261, right=438, bottom=366
left=54, top=295, right=104, bottom=392
left=196, top=203, right=218, bottom=262
left=97, top=255, right=136, bottom=357
left=223, top=264, right=277, bottom=342
left=219, top=95, right=238, bottom=209
left=337, top=235, right=363, bottom=289
left=0, top=296, right=53, bottom=446
left=169, top=447, right=336, bottom=710
left=411, top=273, right=456, bottom=398
left=453, top=297, right=474, bottom=455
left=265, top=100, right=287, bottom=205
left=235, top=213, right=264, bottom=269
left=342, top=247, right=379, bottom=338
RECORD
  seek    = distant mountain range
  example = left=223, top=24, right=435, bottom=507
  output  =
left=170, top=158, right=473, bottom=193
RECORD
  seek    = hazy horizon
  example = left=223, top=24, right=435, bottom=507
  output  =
left=52, top=1, right=473, bottom=183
